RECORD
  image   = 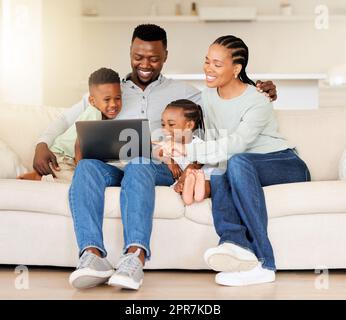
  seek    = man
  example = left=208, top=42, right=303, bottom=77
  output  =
left=34, top=24, right=277, bottom=290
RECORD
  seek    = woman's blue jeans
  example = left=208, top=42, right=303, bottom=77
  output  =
left=68, top=158, right=174, bottom=259
left=210, top=149, right=311, bottom=271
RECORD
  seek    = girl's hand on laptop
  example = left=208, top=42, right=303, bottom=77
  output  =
left=160, top=139, right=186, bottom=158
left=171, top=141, right=186, bottom=157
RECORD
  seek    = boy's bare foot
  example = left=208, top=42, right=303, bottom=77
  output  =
left=17, top=171, right=42, bottom=181
left=182, top=170, right=196, bottom=205
left=194, top=170, right=206, bottom=202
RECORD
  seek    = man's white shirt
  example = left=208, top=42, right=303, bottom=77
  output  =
left=38, top=75, right=202, bottom=147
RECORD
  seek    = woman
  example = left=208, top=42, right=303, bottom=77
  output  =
left=164, top=35, right=311, bottom=286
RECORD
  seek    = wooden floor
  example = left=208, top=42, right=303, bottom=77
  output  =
left=1, top=266, right=346, bottom=300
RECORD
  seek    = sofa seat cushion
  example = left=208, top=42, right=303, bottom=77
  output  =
left=265, top=180, right=346, bottom=218
left=0, top=180, right=185, bottom=219
left=185, top=181, right=346, bottom=225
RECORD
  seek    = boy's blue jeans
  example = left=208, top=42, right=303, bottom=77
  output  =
left=68, top=158, right=174, bottom=259
left=210, top=149, right=311, bottom=271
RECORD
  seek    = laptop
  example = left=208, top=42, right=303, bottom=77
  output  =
left=75, top=119, right=152, bottom=162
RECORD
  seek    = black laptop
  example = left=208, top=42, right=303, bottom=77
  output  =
left=76, top=119, right=152, bottom=162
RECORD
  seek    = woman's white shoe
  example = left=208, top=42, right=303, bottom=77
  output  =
left=204, top=243, right=259, bottom=272
left=215, top=264, right=276, bottom=287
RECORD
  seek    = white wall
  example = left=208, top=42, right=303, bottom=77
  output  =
left=1, top=0, right=346, bottom=108
left=81, top=0, right=346, bottom=78
left=42, top=0, right=83, bottom=108
left=82, top=0, right=346, bottom=16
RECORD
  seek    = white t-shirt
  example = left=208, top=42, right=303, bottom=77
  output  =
left=173, top=136, right=215, bottom=180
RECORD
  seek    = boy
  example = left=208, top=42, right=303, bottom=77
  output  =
left=18, top=68, right=122, bottom=183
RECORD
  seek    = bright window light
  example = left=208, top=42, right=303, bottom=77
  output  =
left=1, top=0, right=42, bottom=106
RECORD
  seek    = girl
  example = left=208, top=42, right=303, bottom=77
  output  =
left=153, top=99, right=212, bottom=205
left=164, top=35, right=311, bottom=286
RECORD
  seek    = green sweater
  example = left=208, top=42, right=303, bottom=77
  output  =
left=50, top=105, right=102, bottom=158
left=187, top=85, right=289, bottom=164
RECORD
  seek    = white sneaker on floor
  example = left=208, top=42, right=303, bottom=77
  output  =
left=215, top=263, right=276, bottom=287
left=204, top=243, right=259, bottom=272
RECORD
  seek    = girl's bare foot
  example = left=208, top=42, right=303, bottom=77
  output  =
left=182, top=170, right=196, bottom=205
left=194, top=170, right=206, bottom=202
left=17, top=171, right=42, bottom=181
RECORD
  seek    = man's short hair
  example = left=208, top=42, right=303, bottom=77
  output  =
left=88, top=68, right=120, bottom=87
left=132, top=24, right=167, bottom=49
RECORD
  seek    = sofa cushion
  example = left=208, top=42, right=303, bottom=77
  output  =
left=0, top=139, right=28, bottom=179
left=265, top=180, right=346, bottom=218
left=339, top=148, right=346, bottom=180
left=275, top=108, right=346, bottom=181
left=185, top=181, right=346, bottom=225
left=0, top=180, right=185, bottom=219
left=0, top=105, right=64, bottom=170
left=184, top=200, right=213, bottom=226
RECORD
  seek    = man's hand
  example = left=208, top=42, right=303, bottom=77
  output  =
left=256, top=80, right=277, bottom=102
left=167, top=162, right=183, bottom=180
left=33, top=143, right=60, bottom=176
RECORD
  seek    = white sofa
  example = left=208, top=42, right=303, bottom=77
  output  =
left=1, top=104, right=346, bottom=270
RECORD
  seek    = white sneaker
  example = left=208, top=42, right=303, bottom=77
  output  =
left=215, top=263, right=276, bottom=287
left=204, top=243, right=259, bottom=272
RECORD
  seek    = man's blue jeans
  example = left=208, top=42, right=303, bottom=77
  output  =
left=68, top=158, right=174, bottom=259
left=210, top=149, right=311, bottom=271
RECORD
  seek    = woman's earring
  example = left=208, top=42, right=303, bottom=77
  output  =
left=234, top=74, right=238, bottom=79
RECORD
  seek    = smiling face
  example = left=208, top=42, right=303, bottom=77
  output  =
left=130, top=37, right=168, bottom=89
left=89, top=83, right=122, bottom=119
left=204, top=44, right=242, bottom=89
left=161, top=107, right=195, bottom=143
